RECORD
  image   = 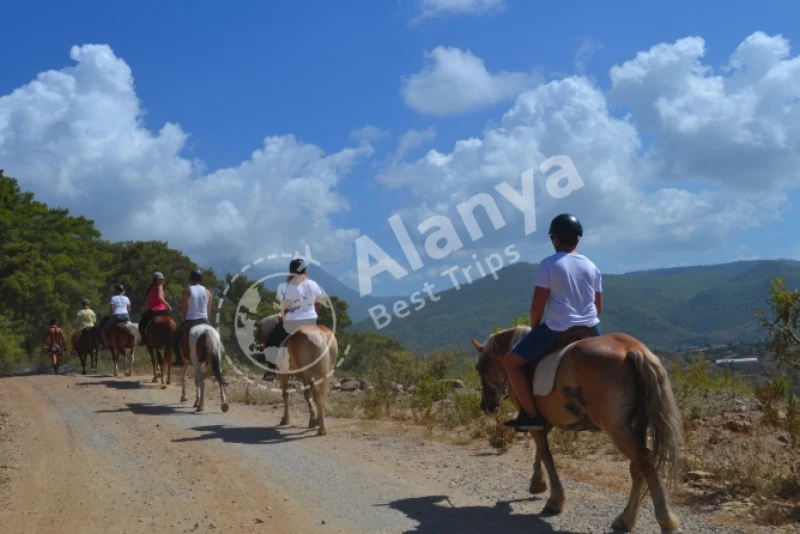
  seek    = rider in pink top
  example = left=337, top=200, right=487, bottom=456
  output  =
left=139, top=272, right=172, bottom=339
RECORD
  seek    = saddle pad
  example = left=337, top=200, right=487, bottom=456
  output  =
left=532, top=341, right=578, bottom=397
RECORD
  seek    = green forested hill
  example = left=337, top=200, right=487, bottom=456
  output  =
left=351, top=259, right=800, bottom=351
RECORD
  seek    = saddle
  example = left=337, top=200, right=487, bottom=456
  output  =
left=529, top=325, right=595, bottom=397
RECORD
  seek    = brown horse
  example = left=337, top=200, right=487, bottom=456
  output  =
left=471, top=325, right=684, bottom=533
left=254, top=315, right=338, bottom=436
left=178, top=323, right=229, bottom=413
left=72, top=326, right=101, bottom=375
left=103, top=318, right=140, bottom=377
left=144, top=314, right=176, bottom=389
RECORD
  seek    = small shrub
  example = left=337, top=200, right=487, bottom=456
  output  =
left=787, top=393, right=800, bottom=446
left=410, top=376, right=449, bottom=423
left=755, top=374, right=791, bottom=427
left=671, top=354, right=750, bottom=419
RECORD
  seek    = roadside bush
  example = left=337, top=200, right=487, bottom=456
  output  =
left=671, top=354, right=751, bottom=420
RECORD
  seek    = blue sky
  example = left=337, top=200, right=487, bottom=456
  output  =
left=2, top=0, right=800, bottom=297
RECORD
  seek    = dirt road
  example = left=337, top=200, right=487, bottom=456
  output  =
left=0, top=373, right=769, bottom=533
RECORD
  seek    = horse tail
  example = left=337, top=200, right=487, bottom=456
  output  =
left=207, top=327, right=226, bottom=386
left=627, top=345, right=684, bottom=487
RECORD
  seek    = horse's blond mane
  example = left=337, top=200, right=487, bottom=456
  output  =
left=483, top=325, right=531, bottom=354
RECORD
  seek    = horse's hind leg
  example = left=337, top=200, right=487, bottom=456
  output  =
left=193, top=357, right=204, bottom=411
left=180, top=363, right=188, bottom=402
left=531, top=430, right=566, bottom=515
left=312, top=375, right=330, bottom=436
left=148, top=346, right=158, bottom=383
left=279, top=376, right=290, bottom=426
left=611, top=419, right=648, bottom=531
left=608, top=425, right=680, bottom=533
left=112, top=348, right=119, bottom=377
left=303, top=381, right=318, bottom=429
left=157, top=348, right=167, bottom=389
left=529, top=446, right=547, bottom=494
left=78, top=351, right=87, bottom=375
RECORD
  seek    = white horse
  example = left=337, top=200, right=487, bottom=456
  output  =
left=179, top=324, right=229, bottom=413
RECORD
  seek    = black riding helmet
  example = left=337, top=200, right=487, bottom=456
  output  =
left=115, top=284, right=125, bottom=293
left=548, top=213, right=583, bottom=240
left=289, top=258, right=307, bottom=275
left=189, top=269, right=203, bottom=283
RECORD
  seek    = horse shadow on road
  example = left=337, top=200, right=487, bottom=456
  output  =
left=383, top=495, right=579, bottom=534
left=95, top=402, right=192, bottom=416
left=75, top=378, right=142, bottom=390
left=172, top=424, right=316, bottom=446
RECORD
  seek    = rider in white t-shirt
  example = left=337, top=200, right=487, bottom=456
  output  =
left=102, top=284, right=131, bottom=347
left=503, top=214, right=603, bottom=432
left=259, top=258, right=322, bottom=374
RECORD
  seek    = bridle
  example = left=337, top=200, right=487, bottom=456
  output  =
left=475, top=350, right=509, bottom=391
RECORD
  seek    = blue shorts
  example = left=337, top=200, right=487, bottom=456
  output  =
left=512, top=323, right=601, bottom=364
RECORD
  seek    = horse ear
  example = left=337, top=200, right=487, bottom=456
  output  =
left=470, top=338, right=484, bottom=352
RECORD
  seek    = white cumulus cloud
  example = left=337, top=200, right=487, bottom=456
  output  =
left=381, top=32, right=799, bottom=273
left=0, top=44, right=373, bottom=268
left=401, top=46, right=541, bottom=116
left=415, top=0, right=504, bottom=20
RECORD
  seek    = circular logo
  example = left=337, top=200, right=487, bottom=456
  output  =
left=214, top=247, right=348, bottom=391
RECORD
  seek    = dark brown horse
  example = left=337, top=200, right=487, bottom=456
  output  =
left=72, top=326, right=101, bottom=375
left=144, top=314, right=176, bottom=389
left=471, top=325, right=684, bottom=533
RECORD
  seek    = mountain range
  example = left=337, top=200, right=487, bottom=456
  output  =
left=320, top=259, right=800, bottom=352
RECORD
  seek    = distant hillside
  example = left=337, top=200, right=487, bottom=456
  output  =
left=350, top=259, right=800, bottom=352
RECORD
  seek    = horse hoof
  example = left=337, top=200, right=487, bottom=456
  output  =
left=308, top=418, right=319, bottom=429
left=195, top=407, right=204, bottom=413
left=161, top=385, right=167, bottom=390
left=529, top=481, right=547, bottom=494
left=221, top=403, right=229, bottom=413
left=180, top=397, right=187, bottom=402
left=542, top=498, right=563, bottom=516
left=279, top=418, right=289, bottom=426
left=317, top=428, right=327, bottom=436
left=152, top=378, right=158, bottom=383
left=612, top=515, right=634, bottom=532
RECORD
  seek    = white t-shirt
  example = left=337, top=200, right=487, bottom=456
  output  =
left=186, top=284, right=209, bottom=320
left=535, top=252, right=602, bottom=331
left=109, top=295, right=130, bottom=316
left=282, top=279, right=322, bottom=321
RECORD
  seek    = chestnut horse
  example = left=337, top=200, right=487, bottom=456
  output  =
left=253, top=314, right=338, bottom=436
left=73, top=326, right=101, bottom=375
left=471, top=325, right=684, bottom=533
left=102, top=317, right=140, bottom=377
left=178, top=324, right=229, bottom=413
left=144, top=314, right=176, bottom=389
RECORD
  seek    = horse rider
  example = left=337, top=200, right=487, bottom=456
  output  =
left=72, top=298, right=97, bottom=347
left=502, top=213, right=603, bottom=432
left=258, top=258, right=322, bottom=376
left=139, top=271, right=172, bottom=340
left=41, top=319, right=67, bottom=374
left=171, top=269, right=212, bottom=366
left=101, top=284, right=131, bottom=347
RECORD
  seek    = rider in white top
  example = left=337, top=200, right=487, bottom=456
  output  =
left=172, top=269, right=213, bottom=365
left=102, top=284, right=131, bottom=346
left=282, top=278, right=322, bottom=322
left=259, top=258, right=323, bottom=376
left=186, top=284, right=210, bottom=320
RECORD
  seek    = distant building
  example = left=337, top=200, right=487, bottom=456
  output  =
left=715, top=357, right=758, bottom=365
